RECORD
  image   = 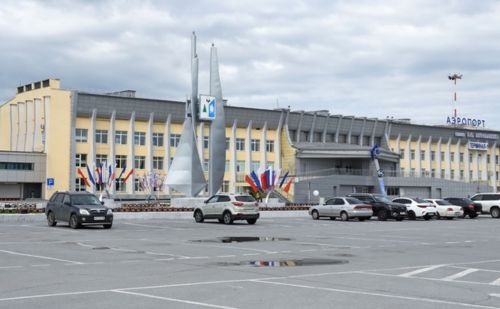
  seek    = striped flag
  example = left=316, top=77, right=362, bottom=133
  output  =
left=123, top=168, right=135, bottom=182
left=117, top=164, right=127, bottom=180
left=260, top=171, right=267, bottom=190
left=279, top=171, right=289, bottom=188
left=245, top=175, right=258, bottom=193
left=77, top=168, right=91, bottom=187
left=265, top=168, right=272, bottom=189
left=86, top=165, right=95, bottom=186
left=250, top=171, right=262, bottom=190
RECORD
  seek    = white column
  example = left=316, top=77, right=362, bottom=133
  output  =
left=395, top=134, right=401, bottom=154
left=491, top=143, right=498, bottom=191
left=197, top=122, right=204, bottom=163
left=415, top=135, right=422, bottom=176
left=146, top=112, right=154, bottom=172
left=260, top=122, right=267, bottom=171
left=127, top=112, right=135, bottom=195
left=481, top=150, right=488, bottom=183
left=163, top=114, right=171, bottom=195
left=89, top=109, right=97, bottom=194
left=427, top=136, right=432, bottom=176
left=245, top=120, right=252, bottom=173
left=405, top=134, right=412, bottom=174
left=25, top=100, right=34, bottom=151
left=9, top=104, right=18, bottom=150
left=109, top=111, right=116, bottom=194
left=33, top=98, right=42, bottom=151
left=436, top=138, right=442, bottom=178
left=473, top=151, right=479, bottom=181
left=276, top=112, right=284, bottom=170
left=452, top=139, right=459, bottom=180
left=229, top=120, right=237, bottom=193
left=17, top=102, right=25, bottom=151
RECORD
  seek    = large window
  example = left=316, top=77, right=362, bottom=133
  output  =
left=460, top=152, right=464, bottom=162
left=75, top=128, right=88, bottom=143
left=134, top=178, right=142, bottom=192
left=169, top=134, right=180, bottom=147
left=410, top=150, right=415, bottom=160
left=399, top=150, right=404, bottom=159
left=441, top=151, right=445, bottom=161
left=134, top=132, right=146, bottom=146
left=266, top=140, right=274, bottom=153
left=115, top=131, right=128, bottom=145
left=75, top=153, right=87, bottom=167
left=236, top=160, right=245, bottom=173
left=115, top=179, right=126, bottom=192
left=203, top=136, right=209, bottom=149
left=251, top=161, right=260, bottom=172
left=420, top=151, right=425, bottom=161
left=225, top=138, right=230, bottom=150
left=115, top=155, right=127, bottom=169
left=135, top=156, right=145, bottom=170
left=96, top=154, right=107, bottom=166
left=236, top=138, right=245, bottom=151
left=95, top=130, right=108, bottom=144
left=251, top=139, right=260, bottom=152
left=430, top=151, right=435, bottom=161
left=153, top=133, right=164, bottom=147
left=75, top=178, right=86, bottom=192
left=153, top=156, right=163, bottom=170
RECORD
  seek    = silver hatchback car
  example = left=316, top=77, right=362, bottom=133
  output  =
left=309, top=197, right=373, bottom=221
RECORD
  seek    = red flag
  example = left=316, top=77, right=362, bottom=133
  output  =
left=260, top=172, right=267, bottom=190
left=95, top=167, right=101, bottom=185
left=77, top=168, right=91, bottom=187
left=245, top=175, right=258, bottom=193
left=123, top=169, right=135, bottom=182
left=283, top=177, right=294, bottom=193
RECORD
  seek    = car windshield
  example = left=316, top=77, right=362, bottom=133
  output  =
left=435, top=200, right=451, bottom=205
left=345, top=198, right=363, bottom=204
left=72, top=195, right=101, bottom=205
left=373, top=195, right=392, bottom=203
left=235, top=195, right=256, bottom=202
left=414, top=197, right=428, bottom=203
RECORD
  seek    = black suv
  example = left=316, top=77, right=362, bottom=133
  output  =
left=347, top=193, right=407, bottom=221
left=443, top=197, right=482, bottom=218
left=45, top=192, right=113, bottom=229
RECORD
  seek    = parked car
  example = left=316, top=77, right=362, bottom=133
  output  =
left=391, top=197, right=437, bottom=220
left=470, top=193, right=500, bottom=218
left=309, top=197, right=372, bottom=221
left=193, top=193, right=259, bottom=225
left=443, top=197, right=482, bottom=218
left=347, top=193, right=407, bottom=221
left=45, top=191, right=113, bottom=229
left=425, top=199, right=463, bottom=219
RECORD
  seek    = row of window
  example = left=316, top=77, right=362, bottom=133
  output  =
left=76, top=153, right=273, bottom=173
left=401, top=168, right=498, bottom=180
left=76, top=129, right=275, bottom=152
left=0, top=162, right=34, bottom=170
left=401, top=149, right=499, bottom=164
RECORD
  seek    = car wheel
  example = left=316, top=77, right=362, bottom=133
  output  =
left=69, top=214, right=80, bottom=229
left=218, top=219, right=224, bottom=223
left=311, top=210, right=320, bottom=220
left=103, top=223, right=112, bottom=229
left=329, top=217, right=336, bottom=220
left=358, top=217, right=366, bottom=221
left=436, top=212, right=441, bottom=220
left=47, top=211, right=57, bottom=227
left=461, top=212, right=467, bottom=218
left=469, top=213, right=478, bottom=219
left=446, top=217, right=454, bottom=220
left=247, top=219, right=257, bottom=225
left=377, top=210, right=388, bottom=221
left=423, top=215, right=431, bottom=221
left=340, top=211, right=349, bottom=221
left=194, top=210, right=204, bottom=223
left=408, top=211, right=416, bottom=220
left=396, top=217, right=404, bottom=221
left=223, top=211, right=233, bottom=225
left=491, top=207, right=500, bottom=218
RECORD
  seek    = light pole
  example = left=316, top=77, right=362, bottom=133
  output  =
left=448, top=73, right=462, bottom=118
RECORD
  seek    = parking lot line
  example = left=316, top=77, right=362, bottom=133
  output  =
left=0, top=249, right=83, bottom=264
left=112, top=290, right=239, bottom=309
left=399, top=265, right=445, bottom=277
left=253, top=280, right=499, bottom=309
left=490, top=277, right=500, bottom=286
left=442, top=268, right=479, bottom=281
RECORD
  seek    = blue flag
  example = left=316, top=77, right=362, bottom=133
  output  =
left=279, top=171, right=289, bottom=188
left=250, top=171, right=262, bottom=190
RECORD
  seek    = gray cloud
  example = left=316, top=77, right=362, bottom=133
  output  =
left=1, top=0, right=500, bottom=129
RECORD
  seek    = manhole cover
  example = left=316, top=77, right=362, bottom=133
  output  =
left=216, top=258, right=348, bottom=267
left=191, top=236, right=292, bottom=243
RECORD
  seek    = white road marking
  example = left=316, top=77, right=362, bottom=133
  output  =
left=0, top=249, right=83, bottom=264
left=155, top=258, right=174, bottom=261
left=242, top=253, right=260, bottom=256
left=216, top=255, right=236, bottom=258
left=399, top=265, right=444, bottom=277
left=254, top=280, right=499, bottom=309
left=31, top=264, right=50, bottom=267
left=359, top=271, right=493, bottom=287
left=442, top=268, right=479, bottom=281
left=112, top=290, right=239, bottom=309
left=490, top=277, right=500, bottom=286
left=489, top=293, right=500, bottom=297
left=0, top=266, right=23, bottom=269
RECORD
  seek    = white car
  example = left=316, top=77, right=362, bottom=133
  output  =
left=309, top=197, right=373, bottom=221
left=193, top=193, right=259, bottom=225
left=470, top=193, right=500, bottom=218
left=425, top=199, right=464, bottom=219
left=392, top=197, right=437, bottom=220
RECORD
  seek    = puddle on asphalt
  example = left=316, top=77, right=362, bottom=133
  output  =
left=191, top=236, right=292, bottom=243
left=92, top=246, right=110, bottom=250
left=215, top=258, right=348, bottom=267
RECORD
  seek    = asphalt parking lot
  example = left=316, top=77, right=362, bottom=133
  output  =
left=1, top=214, right=500, bottom=309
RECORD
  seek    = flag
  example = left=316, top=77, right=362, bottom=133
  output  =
left=279, top=171, right=289, bottom=188
left=260, top=171, right=267, bottom=190
left=86, top=165, right=95, bottom=186
left=283, top=177, right=294, bottom=193
left=95, top=166, right=101, bottom=185
left=273, top=169, right=281, bottom=188
left=265, top=169, right=272, bottom=189
left=117, top=164, right=127, bottom=180
left=250, top=171, right=261, bottom=190
left=245, top=175, right=258, bottom=193
left=123, top=168, right=134, bottom=182
left=77, top=168, right=91, bottom=187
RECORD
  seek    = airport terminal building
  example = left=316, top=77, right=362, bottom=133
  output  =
left=0, top=79, right=498, bottom=202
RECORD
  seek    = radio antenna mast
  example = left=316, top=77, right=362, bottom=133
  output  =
left=448, top=73, right=462, bottom=118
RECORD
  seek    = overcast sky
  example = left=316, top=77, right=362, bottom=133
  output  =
left=1, top=0, right=500, bottom=129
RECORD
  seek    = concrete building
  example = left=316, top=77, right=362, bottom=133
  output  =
left=0, top=79, right=498, bottom=201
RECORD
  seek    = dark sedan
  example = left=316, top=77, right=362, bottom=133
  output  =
left=443, top=197, right=482, bottom=218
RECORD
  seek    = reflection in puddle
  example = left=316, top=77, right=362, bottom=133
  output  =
left=191, top=236, right=292, bottom=243
left=216, top=258, right=348, bottom=267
